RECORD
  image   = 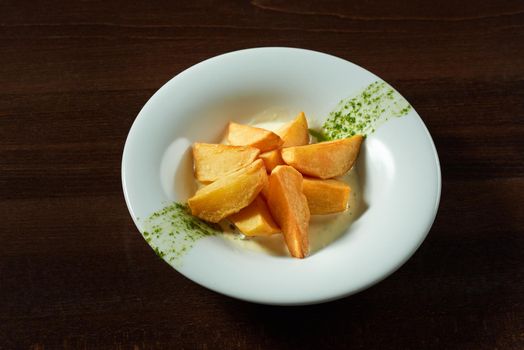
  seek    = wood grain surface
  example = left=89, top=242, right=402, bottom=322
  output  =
left=1, top=1, right=523, bottom=349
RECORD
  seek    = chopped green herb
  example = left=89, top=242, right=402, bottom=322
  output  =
left=308, top=128, right=328, bottom=142
left=322, top=81, right=412, bottom=140
left=141, top=202, right=222, bottom=264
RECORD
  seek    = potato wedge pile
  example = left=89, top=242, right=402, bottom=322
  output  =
left=188, top=112, right=363, bottom=258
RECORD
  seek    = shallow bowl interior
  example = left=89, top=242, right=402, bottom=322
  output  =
left=122, top=48, right=441, bottom=305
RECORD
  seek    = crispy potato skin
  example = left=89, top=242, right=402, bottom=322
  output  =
left=302, top=177, right=351, bottom=214
left=267, top=165, right=310, bottom=258
left=258, top=149, right=285, bottom=173
left=276, top=112, right=310, bottom=147
left=193, top=143, right=260, bottom=182
left=229, top=196, right=280, bottom=236
left=188, top=159, right=267, bottom=223
left=227, top=122, right=283, bottom=152
left=281, top=135, right=363, bottom=179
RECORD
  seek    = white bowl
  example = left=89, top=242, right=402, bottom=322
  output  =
left=122, top=47, right=441, bottom=305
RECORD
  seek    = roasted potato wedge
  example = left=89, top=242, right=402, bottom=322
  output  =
left=229, top=195, right=280, bottom=236
left=281, top=135, right=363, bottom=179
left=193, top=143, right=260, bottom=182
left=267, top=165, right=310, bottom=258
left=227, top=122, right=283, bottom=152
left=258, top=149, right=285, bottom=172
left=260, top=178, right=270, bottom=199
left=276, top=112, right=309, bottom=147
left=302, top=177, right=351, bottom=215
left=188, top=159, right=267, bottom=222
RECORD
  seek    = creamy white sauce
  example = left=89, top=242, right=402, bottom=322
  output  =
left=248, top=107, right=292, bottom=132
left=218, top=108, right=364, bottom=257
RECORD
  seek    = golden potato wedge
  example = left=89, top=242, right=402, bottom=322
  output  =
left=267, top=165, right=310, bottom=258
left=188, top=159, right=267, bottom=223
left=227, top=122, right=283, bottom=152
left=260, top=178, right=270, bottom=199
left=302, top=177, right=351, bottom=215
left=193, top=143, right=260, bottom=182
left=281, top=135, right=363, bottom=179
left=229, top=195, right=280, bottom=236
left=258, top=149, right=285, bottom=173
left=276, top=112, right=309, bottom=147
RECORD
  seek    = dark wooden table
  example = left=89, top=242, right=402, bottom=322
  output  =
left=2, top=1, right=523, bottom=349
